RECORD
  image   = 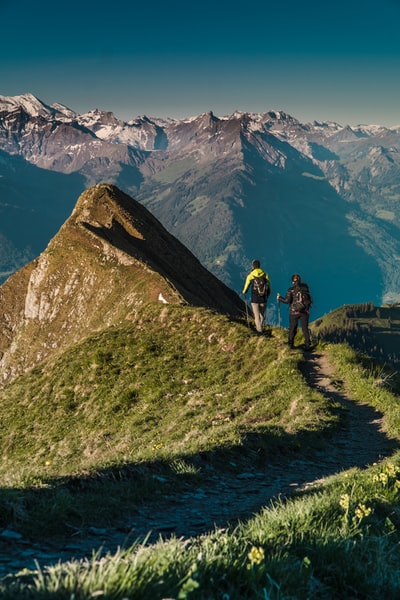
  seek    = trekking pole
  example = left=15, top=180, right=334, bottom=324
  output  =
left=277, top=296, right=281, bottom=328
left=243, top=296, right=251, bottom=329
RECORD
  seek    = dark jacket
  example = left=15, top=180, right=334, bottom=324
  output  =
left=279, top=282, right=311, bottom=314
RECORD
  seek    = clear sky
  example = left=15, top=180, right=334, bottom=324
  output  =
left=2, top=0, right=400, bottom=126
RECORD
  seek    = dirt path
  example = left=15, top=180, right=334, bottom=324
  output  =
left=1, top=351, right=398, bottom=577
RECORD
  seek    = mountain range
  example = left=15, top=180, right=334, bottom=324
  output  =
left=1, top=93, right=400, bottom=321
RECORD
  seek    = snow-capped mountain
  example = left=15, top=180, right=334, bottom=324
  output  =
left=0, top=93, right=59, bottom=118
left=1, top=92, right=400, bottom=319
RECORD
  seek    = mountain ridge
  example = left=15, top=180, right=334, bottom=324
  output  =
left=1, top=93, right=400, bottom=318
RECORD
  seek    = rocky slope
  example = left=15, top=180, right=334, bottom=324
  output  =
left=0, top=183, right=243, bottom=383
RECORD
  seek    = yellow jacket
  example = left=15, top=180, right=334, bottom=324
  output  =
left=242, top=268, right=271, bottom=296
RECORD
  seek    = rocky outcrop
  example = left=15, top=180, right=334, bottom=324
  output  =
left=0, top=184, right=243, bottom=383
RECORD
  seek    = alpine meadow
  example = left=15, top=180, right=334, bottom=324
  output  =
left=1, top=96, right=400, bottom=598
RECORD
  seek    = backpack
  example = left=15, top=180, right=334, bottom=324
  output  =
left=252, top=276, right=268, bottom=298
left=292, top=284, right=312, bottom=312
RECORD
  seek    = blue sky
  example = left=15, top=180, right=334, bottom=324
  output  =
left=2, top=0, right=400, bottom=126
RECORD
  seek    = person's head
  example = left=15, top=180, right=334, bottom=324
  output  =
left=292, top=273, right=301, bottom=284
left=252, top=260, right=260, bottom=269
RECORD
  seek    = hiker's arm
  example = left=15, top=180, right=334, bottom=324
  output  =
left=277, top=290, right=291, bottom=304
left=242, top=274, right=253, bottom=294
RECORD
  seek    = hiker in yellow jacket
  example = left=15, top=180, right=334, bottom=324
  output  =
left=242, top=260, right=271, bottom=334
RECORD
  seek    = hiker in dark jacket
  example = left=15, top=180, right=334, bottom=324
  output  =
left=242, top=260, right=271, bottom=334
left=277, top=273, right=312, bottom=350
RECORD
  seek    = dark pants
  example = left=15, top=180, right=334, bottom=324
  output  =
left=289, top=312, right=310, bottom=347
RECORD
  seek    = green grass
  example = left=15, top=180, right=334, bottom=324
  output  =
left=4, top=457, right=400, bottom=598
left=0, top=305, right=332, bottom=475
left=2, top=307, right=400, bottom=597
left=326, top=342, right=400, bottom=436
left=0, top=304, right=338, bottom=541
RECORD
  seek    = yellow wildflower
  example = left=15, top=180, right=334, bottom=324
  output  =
left=354, top=503, right=371, bottom=521
left=339, top=493, right=350, bottom=512
left=384, top=462, right=400, bottom=478
left=248, top=546, right=265, bottom=565
left=379, top=472, right=389, bottom=486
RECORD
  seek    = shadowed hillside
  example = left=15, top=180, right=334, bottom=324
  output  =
left=0, top=150, right=85, bottom=280
left=311, top=302, right=400, bottom=369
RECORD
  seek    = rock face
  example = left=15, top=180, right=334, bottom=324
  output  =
left=0, top=184, right=243, bottom=383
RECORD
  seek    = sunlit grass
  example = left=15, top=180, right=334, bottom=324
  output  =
left=4, top=457, right=400, bottom=598
left=1, top=309, right=400, bottom=596
left=0, top=304, right=339, bottom=540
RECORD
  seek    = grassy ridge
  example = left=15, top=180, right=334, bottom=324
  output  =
left=0, top=304, right=336, bottom=476
left=1, top=307, right=400, bottom=597
left=0, top=304, right=338, bottom=540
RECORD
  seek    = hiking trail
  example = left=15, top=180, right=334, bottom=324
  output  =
left=1, top=351, right=398, bottom=577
